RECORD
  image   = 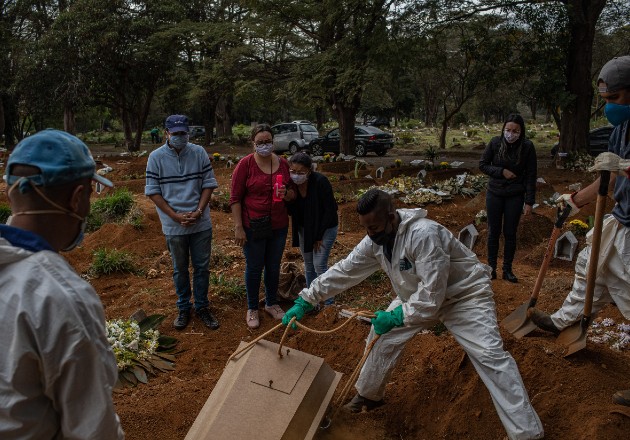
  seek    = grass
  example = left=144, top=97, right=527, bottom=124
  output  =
left=0, top=203, right=11, bottom=224
left=210, top=273, right=246, bottom=300
left=211, top=245, right=235, bottom=268
left=88, top=188, right=136, bottom=231
left=90, top=248, right=139, bottom=276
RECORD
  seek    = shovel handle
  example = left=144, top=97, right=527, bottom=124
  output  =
left=529, top=204, right=573, bottom=304
left=582, top=170, right=610, bottom=321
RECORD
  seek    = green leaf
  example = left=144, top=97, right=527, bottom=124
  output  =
left=133, top=359, right=155, bottom=375
left=148, top=355, right=175, bottom=372
left=130, top=365, right=148, bottom=384
left=138, top=314, right=166, bottom=332
left=157, top=335, right=178, bottom=350
left=154, top=352, right=176, bottom=362
left=121, top=370, right=138, bottom=385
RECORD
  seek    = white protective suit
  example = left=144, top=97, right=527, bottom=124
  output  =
left=551, top=214, right=630, bottom=328
left=0, top=236, right=125, bottom=439
left=300, top=208, right=544, bottom=440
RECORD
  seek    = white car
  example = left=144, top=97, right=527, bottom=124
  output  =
left=271, top=122, right=319, bottom=154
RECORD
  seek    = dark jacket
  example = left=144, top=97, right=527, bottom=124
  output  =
left=479, top=136, right=537, bottom=205
left=288, top=172, right=338, bottom=252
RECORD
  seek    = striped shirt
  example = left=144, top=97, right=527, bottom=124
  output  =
left=145, top=143, right=218, bottom=235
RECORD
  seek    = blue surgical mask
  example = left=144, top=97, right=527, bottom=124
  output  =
left=604, top=103, right=630, bottom=126
left=255, top=143, right=274, bottom=157
left=169, top=134, right=189, bottom=150
left=503, top=130, right=520, bottom=144
left=290, top=173, right=308, bottom=185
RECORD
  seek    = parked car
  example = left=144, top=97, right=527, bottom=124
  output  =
left=271, top=121, right=319, bottom=154
left=189, top=126, right=206, bottom=139
left=366, top=116, right=391, bottom=128
left=550, top=125, right=614, bottom=158
left=307, top=125, right=394, bottom=157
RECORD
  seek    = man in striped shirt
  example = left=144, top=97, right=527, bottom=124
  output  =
left=146, top=115, right=220, bottom=331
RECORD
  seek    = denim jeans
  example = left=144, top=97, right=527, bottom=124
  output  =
left=243, top=226, right=288, bottom=310
left=165, top=228, right=212, bottom=312
left=299, top=225, right=338, bottom=305
left=486, top=192, right=524, bottom=272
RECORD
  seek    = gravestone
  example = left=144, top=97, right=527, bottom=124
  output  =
left=555, top=231, right=578, bottom=261
left=458, top=224, right=479, bottom=250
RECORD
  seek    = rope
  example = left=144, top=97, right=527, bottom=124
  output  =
left=225, top=309, right=379, bottom=417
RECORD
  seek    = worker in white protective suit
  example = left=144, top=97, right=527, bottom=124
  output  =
left=0, top=130, right=125, bottom=439
left=282, top=189, right=544, bottom=440
left=529, top=55, right=630, bottom=407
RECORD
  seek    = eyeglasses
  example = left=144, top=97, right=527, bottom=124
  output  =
left=289, top=169, right=308, bottom=175
left=254, top=139, right=272, bottom=146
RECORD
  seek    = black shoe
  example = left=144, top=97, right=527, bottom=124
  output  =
left=173, top=309, right=191, bottom=330
left=197, top=307, right=220, bottom=330
left=528, top=308, right=560, bottom=335
left=503, top=270, right=518, bottom=283
left=343, top=394, right=385, bottom=413
left=491, top=269, right=497, bottom=280
left=613, top=389, right=630, bottom=407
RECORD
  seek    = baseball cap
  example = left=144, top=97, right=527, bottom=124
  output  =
left=598, top=56, right=630, bottom=93
left=4, top=129, right=113, bottom=189
left=164, top=114, right=189, bottom=133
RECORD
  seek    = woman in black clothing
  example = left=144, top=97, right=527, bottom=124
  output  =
left=479, top=114, right=537, bottom=283
left=287, top=152, right=339, bottom=305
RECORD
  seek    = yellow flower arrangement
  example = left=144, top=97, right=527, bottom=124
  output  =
left=212, top=152, right=221, bottom=161
left=394, top=159, right=402, bottom=168
left=569, top=219, right=589, bottom=236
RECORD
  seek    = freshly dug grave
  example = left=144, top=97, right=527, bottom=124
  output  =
left=1, top=156, right=629, bottom=440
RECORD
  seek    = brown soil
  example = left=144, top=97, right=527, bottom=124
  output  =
left=3, top=155, right=630, bottom=439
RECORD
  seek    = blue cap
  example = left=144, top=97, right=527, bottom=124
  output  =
left=4, top=129, right=113, bottom=189
left=165, top=114, right=189, bottom=133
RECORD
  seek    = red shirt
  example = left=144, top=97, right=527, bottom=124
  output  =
left=230, top=154, right=292, bottom=229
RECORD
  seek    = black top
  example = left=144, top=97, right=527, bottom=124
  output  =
left=288, top=172, right=339, bottom=252
left=479, top=136, right=538, bottom=205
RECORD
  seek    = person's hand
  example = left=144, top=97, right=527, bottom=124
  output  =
left=502, top=169, right=517, bottom=179
left=556, top=193, right=580, bottom=217
left=276, top=185, right=287, bottom=199
left=523, top=204, right=533, bottom=216
left=172, top=212, right=193, bottom=226
left=282, top=297, right=315, bottom=329
left=588, top=152, right=630, bottom=178
left=371, top=305, right=404, bottom=335
left=313, top=240, right=322, bottom=252
left=234, top=225, right=246, bottom=246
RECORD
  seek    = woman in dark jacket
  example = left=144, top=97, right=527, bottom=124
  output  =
left=479, top=114, right=537, bottom=283
left=287, top=152, right=339, bottom=305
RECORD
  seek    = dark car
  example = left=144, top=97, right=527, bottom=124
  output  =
left=307, top=125, right=394, bottom=157
left=366, top=116, right=391, bottom=128
left=551, top=125, right=614, bottom=157
left=189, top=126, right=206, bottom=139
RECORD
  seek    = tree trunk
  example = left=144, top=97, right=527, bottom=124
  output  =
left=2, top=93, right=17, bottom=150
left=336, top=103, right=358, bottom=156
left=558, top=0, right=607, bottom=155
left=63, top=103, right=76, bottom=134
left=315, top=106, right=326, bottom=130
left=529, top=99, right=537, bottom=121
left=121, top=106, right=133, bottom=150
left=131, top=89, right=155, bottom=152
left=0, top=94, right=5, bottom=140
left=215, top=94, right=233, bottom=137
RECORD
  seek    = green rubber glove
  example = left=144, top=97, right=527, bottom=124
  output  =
left=282, top=297, right=315, bottom=329
left=371, top=305, right=404, bottom=335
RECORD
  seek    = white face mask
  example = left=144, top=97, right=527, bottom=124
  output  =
left=503, top=130, right=520, bottom=144
left=290, top=173, right=308, bottom=185
left=255, top=143, right=274, bottom=157
left=8, top=177, right=87, bottom=251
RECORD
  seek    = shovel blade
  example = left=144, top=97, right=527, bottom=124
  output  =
left=501, top=302, right=532, bottom=336
left=556, top=322, right=587, bottom=357
left=511, top=320, right=539, bottom=339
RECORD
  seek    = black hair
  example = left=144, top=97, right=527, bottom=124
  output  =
left=288, top=152, right=312, bottom=169
left=357, top=189, right=393, bottom=218
left=499, top=113, right=526, bottom=164
left=250, top=124, right=273, bottom=141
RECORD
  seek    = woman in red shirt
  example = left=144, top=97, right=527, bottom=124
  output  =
left=230, top=124, right=296, bottom=329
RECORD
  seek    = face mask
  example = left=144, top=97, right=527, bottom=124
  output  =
left=255, top=143, right=274, bottom=157
left=169, top=134, right=189, bottom=150
left=503, top=130, right=520, bottom=144
left=368, top=220, right=394, bottom=246
left=290, top=173, right=308, bottom=185
left=8, top=177, right=87, bottom=251
left=604, top=103, right=630, bottom=126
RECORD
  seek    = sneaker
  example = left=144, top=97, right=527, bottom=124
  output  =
left=528, top=308, right=560, bottom=335
left=264, top=304, right=285, bottom=320
left=197, top=308, right=220, bottom=330
left=173, top=309, right=191, bottom=330
left=246, top=309, right=260, bottom=329
left=343, top=394, right=385, bottom=413
left=503, top=270, right=518, bottom=283
left=613, top=389, right=630, bottom=406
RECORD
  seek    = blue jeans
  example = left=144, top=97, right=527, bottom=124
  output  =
left=299, top=225, right=338, bottom=305
left=486, top=192, right=524, bottom=272
left=243, top=226, right=288, bottom=310
left=165, top=228, right=212, bottom=312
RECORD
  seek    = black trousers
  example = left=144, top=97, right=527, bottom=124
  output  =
left=486, top=191, right=524, bottom=272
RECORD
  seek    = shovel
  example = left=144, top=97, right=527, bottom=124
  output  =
left=556, top=170, right=610, bottom=356
left=501, top=204, right=573, bottom=338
